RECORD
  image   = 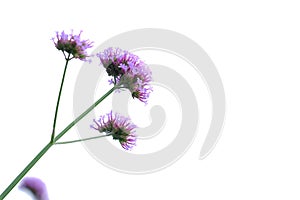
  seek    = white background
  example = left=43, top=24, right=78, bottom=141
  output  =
left=1, top=0, right=300, bottom=199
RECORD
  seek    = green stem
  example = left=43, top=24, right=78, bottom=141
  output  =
left=53, top=86, right=115, bottom=142
left=55, top=133, right=113, bottom=145
left=0, top=142, right=52, bottom=200
left=0, top=87, right=115, bottom=199
left=51, top=54, right=71, bottom=143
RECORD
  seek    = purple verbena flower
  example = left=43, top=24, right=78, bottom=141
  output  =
left=96, top=47, right=152, bottom=104
left=90, top=111, right=137, bottom=150
left=19, top=177, right=49, bottom=200
left=52, top=30, right=93, bottom=61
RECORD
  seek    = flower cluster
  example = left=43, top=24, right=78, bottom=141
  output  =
left=90, top=111, right=137, bottom=150
left=97, top=48, right=152, bottom=104
left=52, top=30, right=93, bottom=61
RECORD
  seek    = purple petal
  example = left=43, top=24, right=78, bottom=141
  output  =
left=19, top=177, right=49, bottom=200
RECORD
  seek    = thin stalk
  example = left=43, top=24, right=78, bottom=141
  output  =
left=51, top=54, right=71, bottom=143
left=55, top=133, right=113, bottom=145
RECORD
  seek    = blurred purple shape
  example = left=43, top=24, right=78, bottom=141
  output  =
left=19, top=177, right=49, bottom=200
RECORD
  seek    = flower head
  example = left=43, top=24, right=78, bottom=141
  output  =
left=19, top=177, right=49, bottom=200
left=52, top=30, right=93, bottom=61
left=90, top=111, right=137, bottom=150
left=97, top=47, right=152, bottom=104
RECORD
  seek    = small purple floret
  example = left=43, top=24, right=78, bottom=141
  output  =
left=19, top=177, right=49, bottom=200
